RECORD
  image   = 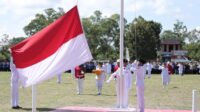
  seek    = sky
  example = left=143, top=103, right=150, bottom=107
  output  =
left=0, top=0, right=200, bottom=39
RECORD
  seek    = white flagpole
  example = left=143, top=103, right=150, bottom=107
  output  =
left=32, top=85, right=36, bottom=112
left=126, top=47, right=130, bottom=62
left=119, top=0, right=124, bottom=108
left=192, top=89, right=197, bottom=112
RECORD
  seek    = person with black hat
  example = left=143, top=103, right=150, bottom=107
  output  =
left=106, top=59, right=132, bottom=108
left=134, top=59, right=146, bottom=112
left=10, top=60, right=22, bottom=109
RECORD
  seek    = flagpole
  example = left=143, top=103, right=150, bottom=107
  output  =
left=119, top=0, right=124, bottom=108
left=32, top=85, right=36, bottom=112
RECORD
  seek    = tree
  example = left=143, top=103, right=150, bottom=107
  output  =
left=23, top=8, right=65, bottom=36
left=161, top=20, right=188, bottom=44
left=187, top=29, right=200, bottom=43
left=173, top=20, right=187, bottom=42
left=183, top=28, right=200, bottom=60
left=126, top=16, right=162, bottom=60
left=183, top=43, right=200, bottom=61
left=0, top=34, right=10, bottom=60
left=82, top=11, right=121, bottom=60
left=9, top=37, right=26, bottom=47
left=160, top=30, right=177, bottom=40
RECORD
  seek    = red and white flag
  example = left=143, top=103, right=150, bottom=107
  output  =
left=10, top=5, right=93, bottom=87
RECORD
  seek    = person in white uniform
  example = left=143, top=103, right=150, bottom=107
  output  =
left=143, top=63, right=147, bottom=78
left=95, top=62, right=106, bottom=95
left=57, top=73, right=62, bottom=84
left=71, top=68, right=75, bottom=78
left=106, top=62, right=112, bottom=75
left=159, top=63, right=169, bottom=88
left=10, top=60, right=22, bottom=109
left=178, top=63, right=183, bottom=76
left=134, top=59, right=145, bottom=112
left=146, top=62, right=152, bottom=78
left=106, top=59, right=132, bottom=108
left=198, top=62, right=200, bottom=74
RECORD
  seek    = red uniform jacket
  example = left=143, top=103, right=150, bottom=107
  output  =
left=167, top=64, right=173, bottom=75
left=75, top=66, right=85, bottom=79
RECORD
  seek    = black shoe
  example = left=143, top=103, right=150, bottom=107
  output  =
left=12, top=105, right=22, bottom=109
left=16, top=106, right=22, bottom=108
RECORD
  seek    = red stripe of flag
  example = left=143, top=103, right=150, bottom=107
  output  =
left=11, top=6, right=83, bottom=68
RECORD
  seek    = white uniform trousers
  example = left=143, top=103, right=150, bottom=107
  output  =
left=11, top=81, right=19, bottom=107
left=147, top=70, right=151, bottom=78
left=96, top=79, right=104, bottom=94
left=76, top=78, right=84, bottom=94
left=57, top=74, right=62, bottom=84
left=178, top=70, right=183, bottom=75
left=136, top=86, right=144, bottom=112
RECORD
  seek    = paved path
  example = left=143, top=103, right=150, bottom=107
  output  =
left=52, top=106, right=193, bottom=112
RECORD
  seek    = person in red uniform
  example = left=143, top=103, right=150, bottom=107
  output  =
left=75, top=64, right=85, bottom=95
left=167, top=62, right=173, bottom=75
left=167, top=61, right=173, bottom=84
left=114, top=59, right=120, bottom=78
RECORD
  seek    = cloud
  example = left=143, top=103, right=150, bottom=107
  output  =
left=0, top=0, right=198, bottom=38
left=196, top=26, right=200, bottom=31
left=0, top=0, right=8, bottom=15
left=125, top=0, right=145, bottom=13
left=151, top=0, right=170, bottom=15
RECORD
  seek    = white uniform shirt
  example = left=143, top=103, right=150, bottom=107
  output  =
left=147, top=63, right=152, bottom=72
left=95, top=66, right=106, bottom=80
left=178, top=64, right=183, bottom=72
left=107, top=66, right=132, bottom=89
left=135, top=66, right=145, bottom=87
left=106, top=63, right=112, bottom=74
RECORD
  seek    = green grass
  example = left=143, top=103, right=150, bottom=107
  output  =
left=0, top=72, right=200, bottom=111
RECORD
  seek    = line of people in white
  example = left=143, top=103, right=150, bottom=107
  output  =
left=105, top=59, right=146, bottom=111
left=10, top=58, right=187, bottom=111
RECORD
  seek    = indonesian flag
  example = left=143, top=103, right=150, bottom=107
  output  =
left=10, top=5, right=93, bottom=87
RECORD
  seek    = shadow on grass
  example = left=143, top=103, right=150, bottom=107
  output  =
left=172, top=86, right=179, bottom=89
left=20, top=107, right=55, bottom=111
left=81, top=93, right=116, bottom=96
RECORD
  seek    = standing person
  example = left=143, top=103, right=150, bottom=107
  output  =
left=106, top=59, right=132, bottom=108
left=75, top=64, right=85, bottom=95
left=146, top=62, right=152, bottom=78
left=167, top=61, right=173, bottom=84
left=143, top=63, right=147, bottom=78
left=178, top=63, right=183, bottom=76
left=71, top=67, right=75, bottom=78
left=94, top=62, right=106, bottom=95
left=106, top=62, right=112, bottom=76
left=197, top=62, right=200, bottom=74
left=10, top=60, right=22, bottom=109
left=114, top=59, right=120, bottom=72
left=159, top=63, right=169, bottom=88
left=134, top=59, right=145, bottom=112
left=57, top=73, right=62, bottom=84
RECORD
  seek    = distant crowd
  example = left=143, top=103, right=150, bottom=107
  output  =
left=1, top=60, right=200, bottom=75
left=83, top=61, right=200, bottom=75
left=0, top=60, right=10, bottom=71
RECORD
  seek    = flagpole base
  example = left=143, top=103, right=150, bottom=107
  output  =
left=111, top=107, right=136, bottom=112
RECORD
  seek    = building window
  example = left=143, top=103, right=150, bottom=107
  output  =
left=164, top=45, right=167, bottom=52
left=169, top=45, right=173, bottom=52
left=176, top=44, right=178, bottom=50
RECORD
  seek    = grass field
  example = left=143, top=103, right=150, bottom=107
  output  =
left=0, top=72, right=200, bottom=112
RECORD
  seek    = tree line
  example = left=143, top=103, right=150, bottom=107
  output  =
left=1, top=7, right=200, bottom=61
